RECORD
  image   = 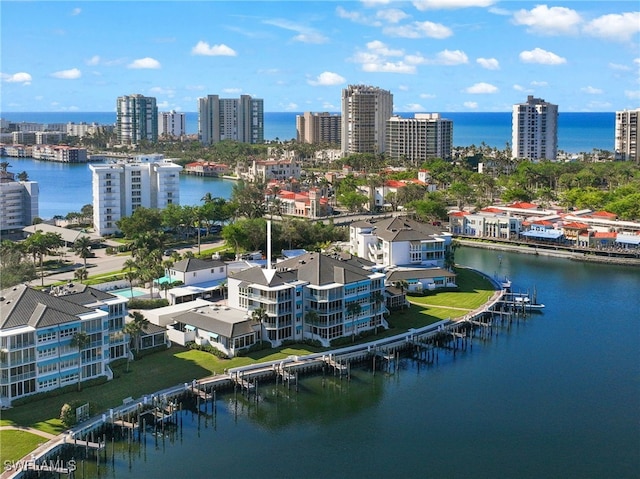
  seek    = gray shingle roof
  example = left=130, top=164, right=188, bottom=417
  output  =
left=371, top=217, right=444, bottom=242
left=171, top=258, right=226, bottom=273
left=172, top=311, right=254, bottom=338
left=230, top=266, right=296, bottom=287
left=0, top=284, right=94, bottom=330
left=277, top=252, right=371, bottom=286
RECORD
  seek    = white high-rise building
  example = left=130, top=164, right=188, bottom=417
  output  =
left=386, top=113, right=453, bottom=162
left=341, top=85, right=393, bottom=155
left=512, top=95, right=558, bottom=161
left=0, top=170, right=38, bottom=235
left=615, top=108, right=639, bottom=162
left=158, top=110, right=186, bottom=138
left=90, top=154, right=182, bottom=236
left=116, top=94, right=158, bottom=145
left=198, top=94, right=264, bottom=145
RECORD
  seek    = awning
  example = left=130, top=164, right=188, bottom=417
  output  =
left=616, top=235, right=640, bottom=245
left=521, top=229, right=564, bottom=240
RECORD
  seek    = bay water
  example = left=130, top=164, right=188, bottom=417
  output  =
left=78, top=247, right=639, bottom=479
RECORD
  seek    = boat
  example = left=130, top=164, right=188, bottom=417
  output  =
left=513, top=295, right=545, bottom=311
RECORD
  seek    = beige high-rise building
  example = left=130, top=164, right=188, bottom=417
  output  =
left=198, top=94, right=264, bottom=145
left=386, top=113, right=453, bottom=162
left=512, top=95, right=558, bottom=161
left=615, top=108, right=639, bottom=162
left=158, top=110, right=186, bottom=138
left=341, top=85, right=393, bottom=155
left=296, top=112, right=341, bottom=144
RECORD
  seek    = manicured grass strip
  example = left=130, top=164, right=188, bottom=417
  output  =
left=0, top=430, right=48, bottom=463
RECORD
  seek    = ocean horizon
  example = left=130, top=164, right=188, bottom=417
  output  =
left=1, top=111, right=616, bottom=153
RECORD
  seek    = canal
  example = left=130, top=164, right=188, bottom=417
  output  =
left=65, top=247, right=639, bottom=479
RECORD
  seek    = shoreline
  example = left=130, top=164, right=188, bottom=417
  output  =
left=456, top=238, right=640, bottom=267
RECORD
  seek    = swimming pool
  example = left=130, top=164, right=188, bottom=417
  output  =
left=111, top=288, right=146, bottom=298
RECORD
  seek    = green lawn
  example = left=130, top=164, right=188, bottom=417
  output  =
left=1, top=266, right=496, bottom=459
left=408, top=267, right=494, bottom=310
left=0, top=345, right=323, bottom=436
left=0, top=430, right=49, bottom=463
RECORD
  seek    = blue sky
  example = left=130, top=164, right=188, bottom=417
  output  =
left=1, top=1, right=638, bottom=113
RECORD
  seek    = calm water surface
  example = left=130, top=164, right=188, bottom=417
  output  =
left=78, top=248, right=639, bottom=479
left=1, top=157, right=235, bottom=219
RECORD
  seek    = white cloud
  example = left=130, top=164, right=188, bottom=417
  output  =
left=403, top=103, right=425, bottom=111
left=464, top=101, right=479, bottom=109
left=384, top=20, right=452, bottom=39
left=149, top=86, right=175, bottom=97
left=519, top=48, right=566, bottom=65
left=263, top=18, right=328, bottom=44
left=157, top=101, right=170, bottom=109
left=363, top=61, right=415, bottom=73
left=308, top=71, right=346, bottom=86
left=336, top=6, right=374, bottom=25
left=351, top=41, right=417, bottom=74
left=513, top=5, right=582, bottom=36
left=584, top=12, right=640, bottom=43
left=513, top=84, right=527, bottom=92
left=51, top=68, right=81, bottom=79
left=222, top=88, right=242, bottom=94
left=366, top=40, right=404, bottom=56
left=376, top=9, right=409, bottom=24
left=283, top=102, right=299, bottom=111
left=433, top=49, right=468, bottom=65
left=476, top=57, right=499, bottom=70
left=128, top=57, right=161, bottom=69
left=465, top=82, right=498, bottom=94
left=86, top=55, right=100, bottom=66
left=398, top=84, right=409, bottom=91
left=609, top=63, right=631, bottom=71
left=71, top=8, right=81, bottom=16
left=530, top=81, right=548, bottom=87
left=413, top=0, right=495, bottom=11
left=625, top=90, right=640, bottom=100
left=191, top=41, right=237, bottom=56
left=581, top=86, right=603, bottom=94
left=2, top=72, right=32, bottom=84
left=419, top=93, right=436, bottom=99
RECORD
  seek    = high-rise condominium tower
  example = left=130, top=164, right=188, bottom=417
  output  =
left=615, top=108, right=639, bottom=162
left=386, top=113, right=453, bottom=162
left=116, top=94, right=158, bottom=145
left=512, top=95, right=558, bottom=161
left=296, top=112, right=341, bottom=144
left=90, top=154, right=182, bottom=237
left=341, top=85, right=393, bottom=155
left=158, top=110, right=186, bottom=137
left=198, top=94, right=264, bottom=145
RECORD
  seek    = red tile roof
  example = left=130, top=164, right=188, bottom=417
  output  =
left=594, top=232, right=617, bottom=238
left=508, top=201, right=538, bottom=209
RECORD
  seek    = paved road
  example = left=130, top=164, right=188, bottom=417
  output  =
left=30, top=240, right=225, bottom=287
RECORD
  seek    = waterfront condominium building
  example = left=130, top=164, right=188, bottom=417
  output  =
left=158, top=110, right=186, bottom=138
left=341, top=85, right=393, bottom=155
left=615, top=108, right=639, bottom=162
left=296, top=112, right=341, bottom=144
left=116, top=94, right=158, bottom=145
left=0, top=169, right=38, bottom=236
left=227, top=251, right=387, bottom=348
left=0, top=283, right=128, bottom=407
left=90, top=154, right=182, bottom=236
left=198, top=94, right=264, bottom=145
left=386, top=113, right=453, bottom=163
left=512, top=95, right=558, bottom=161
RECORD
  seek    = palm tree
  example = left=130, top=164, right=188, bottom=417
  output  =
left=73, top=236, right=93, bottom=269
left=251, top=307, right=269, bottom=345
left=346, top=302, right=362, bottom=342
left=124, top=311, right=150, bottom=357
left=24, top=231, right=64, bottom=286
left=74, top=267, right=88, bottom=284
left=70, top=330, right=90, bottom=391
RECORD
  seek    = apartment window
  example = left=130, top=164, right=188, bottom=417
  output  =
left=37, top=331, right=57, bottom=343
